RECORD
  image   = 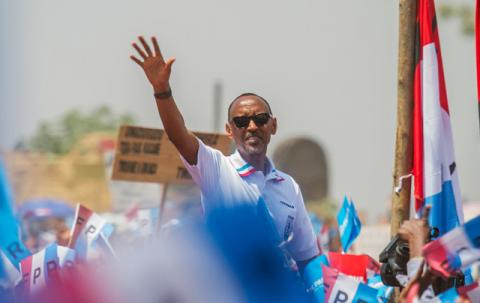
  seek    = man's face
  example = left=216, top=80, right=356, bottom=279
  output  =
left=226, top=97, right=277, bottom=156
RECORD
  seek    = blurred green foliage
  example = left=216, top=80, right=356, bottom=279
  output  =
left=439, top=4, right=474, bottom=36
left=18, top=105, right=135, bottom=154
left=306, top=197, right=338, bottom=221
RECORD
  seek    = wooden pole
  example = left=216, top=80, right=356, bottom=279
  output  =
left=390, top=0, right=416, bottom=237
left=156, top=182, right=169, bottom=231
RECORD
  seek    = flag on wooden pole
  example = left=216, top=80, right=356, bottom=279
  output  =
left=412, top=0, right=463, bottom=236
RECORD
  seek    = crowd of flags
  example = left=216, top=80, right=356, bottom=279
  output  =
left=4, top=204, right=115, bottom=300
left=302, top=251, right=394, bottom=302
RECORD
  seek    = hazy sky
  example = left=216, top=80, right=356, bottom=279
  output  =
left=1, top=0, right=478, bottom=221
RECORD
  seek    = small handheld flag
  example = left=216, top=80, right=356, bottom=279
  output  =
left=431, top=282, right=480, bottom=302
left=423, top=215, right=480, bottom=278
left=302, top=254, right=329, bottom=302
left=337, top=196, right=362, bottom=252
left=0, top=249, right=21, bottom=288
left=20, top=243, right=77, bottom=298
left=322, top=265, right=378, bottom=303
left=328, top=252, right=380, bottom=283
left=68, top=204, right=114, bottom=260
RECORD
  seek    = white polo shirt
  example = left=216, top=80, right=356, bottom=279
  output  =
left=181, top=139, right=319, bottom=261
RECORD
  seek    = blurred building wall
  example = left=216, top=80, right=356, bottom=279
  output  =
left=3, top=133, right=114, bottom=212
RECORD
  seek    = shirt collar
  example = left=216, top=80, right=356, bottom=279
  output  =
left=229, top=150, right=284, bottom=182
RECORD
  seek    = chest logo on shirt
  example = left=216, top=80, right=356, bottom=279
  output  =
left=284, top=215, right=294, bottom=241
left=280, top=200, right=295, bottom=209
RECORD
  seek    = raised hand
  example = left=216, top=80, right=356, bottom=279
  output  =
left=398, top=206, right=431, bottom=258
left=130, top=36, right=175, bottom=92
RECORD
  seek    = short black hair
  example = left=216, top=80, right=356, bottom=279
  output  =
left=227, top=93, right=272, bottom=120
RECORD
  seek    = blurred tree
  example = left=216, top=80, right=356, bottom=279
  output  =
left=439, top=3, right=474, bottom=36
left=306, top=197, right=338, bottom=221
left=21, top=105, right=135, bottom=154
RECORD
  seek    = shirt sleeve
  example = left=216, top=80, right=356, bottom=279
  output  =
left=287, top=180, right=320, bottom=261
left=180, top=137, right=223, bottom=197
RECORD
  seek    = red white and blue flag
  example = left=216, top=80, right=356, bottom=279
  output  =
left=422, top=215, right=480, bottom=278
left=413, top=0, right=463, bottom=236
left=435, top=282, right=480, bottom=302
left=68, top=204, right=115, bottom=260
left=322, top=265, right=378, bottom=303
left=20, top=243, right=76, bottom=295
left=127, top=207, right=159, bottom=237
left=407, top=281, right=480, bottom=302
left=457, top=282, right=480, bottom=302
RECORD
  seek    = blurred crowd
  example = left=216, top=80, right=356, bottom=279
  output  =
left=0, top=195, right=479, bottom=303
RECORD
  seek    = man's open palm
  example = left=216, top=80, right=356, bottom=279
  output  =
left=130, top=36, right=175, bottom=91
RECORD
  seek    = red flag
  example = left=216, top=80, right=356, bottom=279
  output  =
left=328, top=252, right=380, bottom=283
left=413, top=0, right=449, bottom=211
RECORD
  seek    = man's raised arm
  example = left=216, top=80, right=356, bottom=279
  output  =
left=130, top=36, right=199, bottom=164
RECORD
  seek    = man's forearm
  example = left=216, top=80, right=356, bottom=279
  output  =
left=155, top=95, right=188, bottom=144
left=154, top=86, right=198, bottom=164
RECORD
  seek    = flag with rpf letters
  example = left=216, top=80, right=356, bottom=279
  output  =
left=68, top=204, right=114, bottom=260
left=20, top=243, right=76, bottom=296
left=322, top=265, right=378, bottom=303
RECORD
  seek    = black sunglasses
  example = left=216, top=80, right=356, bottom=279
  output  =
left=231, top=113, right=271, bottom=128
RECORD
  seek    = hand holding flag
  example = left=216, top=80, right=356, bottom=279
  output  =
left=398, top=206, right=431, bottom=259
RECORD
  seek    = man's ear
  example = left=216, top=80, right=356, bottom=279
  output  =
left=225, top=123, right=233, bottom=139
left=271, top=117, right=278, bottom=135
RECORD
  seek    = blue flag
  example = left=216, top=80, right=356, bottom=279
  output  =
left=0, top=159, right=30, bottom=272
left=302, top=254, right=329, bottom=303
left=367, top=274, right=394, bottom=302
left=336, top=196, right=362, bottom=252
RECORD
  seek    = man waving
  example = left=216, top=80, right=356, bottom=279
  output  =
left=131, top=36, right=318, bottom=268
